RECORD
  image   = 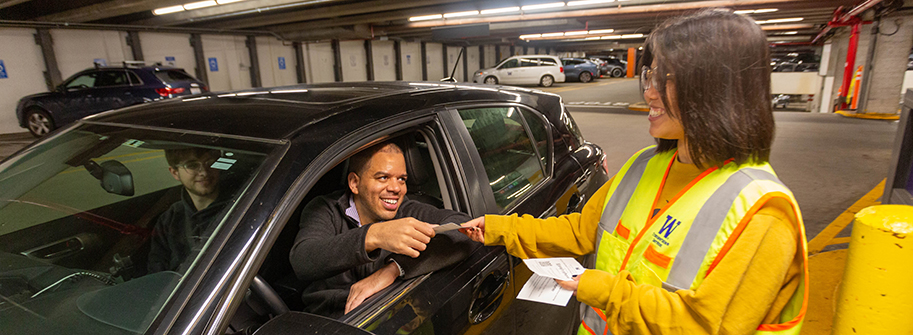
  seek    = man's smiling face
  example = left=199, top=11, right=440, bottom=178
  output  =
left=348, top=148, right=407, bottom=225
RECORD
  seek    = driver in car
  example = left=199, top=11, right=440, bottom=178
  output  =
left=147, top=148, right=230, bottom=273
left=290, top=141, right=474, bottom=318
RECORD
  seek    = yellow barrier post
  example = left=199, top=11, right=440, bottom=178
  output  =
left=832, top=205, right=913, bottom=335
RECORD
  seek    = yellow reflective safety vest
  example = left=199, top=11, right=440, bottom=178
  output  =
left=578, top=146, right=809, bottom=335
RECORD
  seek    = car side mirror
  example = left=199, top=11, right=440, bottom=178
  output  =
left=85, top=160, right=135, bottom=196
left=253, top=312, right=373, bottom=335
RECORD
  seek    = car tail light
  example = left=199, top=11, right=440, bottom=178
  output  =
left=156, top=87, right=186, bottom=97
left=560, top=67, right=564, bottom=73
left=203, top=86, right=209, bottom=92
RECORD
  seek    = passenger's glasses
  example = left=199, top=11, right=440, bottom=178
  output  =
left=640, top=66, right=674, bottom=93
left=176, top=160, right=216, bottom=172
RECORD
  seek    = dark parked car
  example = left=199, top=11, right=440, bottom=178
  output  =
left=15, top=63, right=208, bottom=137
left=590, top=57, right=626, bottom=78
left=561, top=58, right=599, bottom=83
left=0, top=82, right=608, bottom=335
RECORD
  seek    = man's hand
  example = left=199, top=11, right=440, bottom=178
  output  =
left=365, top=217, right=435, bottom=257
left=345, top=262, right=399, bottom=314
left=459, top=216, right=486, bottom=243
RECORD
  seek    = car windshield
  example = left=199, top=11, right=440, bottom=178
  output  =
left=0, top=124, right=275, bottom=335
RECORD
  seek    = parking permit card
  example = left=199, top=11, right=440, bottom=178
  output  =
left=432, top=223, right=462, bottom=234
left=517, top=273, right=575, bottom=306
left=522, top=258, right=585, bottom=281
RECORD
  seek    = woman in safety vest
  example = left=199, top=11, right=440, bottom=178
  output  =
left=460, top=9, right=808, bottom=335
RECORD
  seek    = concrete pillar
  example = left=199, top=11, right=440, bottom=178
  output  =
left=332, top=39, right=342, bottom=82
left=34, top=29, right=62, bottom=90
left=246, top=36, right=261, bottom=88
left=293, top=42, right=306, bottom=84
left=394, top=41, right=403, bottom=81
left=365, top=40, right=375, bottom=81
left=421, top=42, right=427, bottom=81
left=189, top=34, right=208, bottom=87
left=860, top=17, right=913, bottom=114
left=126, top=31, right=143, bottom=62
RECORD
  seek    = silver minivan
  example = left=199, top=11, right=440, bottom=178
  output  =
left=473, top=55, right=566, bottom=87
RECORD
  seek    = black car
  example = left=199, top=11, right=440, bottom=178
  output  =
left=590, top=57, right=627, bottom=78
left=0, top=82, right=608, bottom=335
left=15, top=63, right=208, bottom=137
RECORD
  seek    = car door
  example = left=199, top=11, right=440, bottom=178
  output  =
left=93, top=70, right=135, bottom=111
left=57, top=72, right=100, bottom=123
left=495, top=59, right=520, bottom=84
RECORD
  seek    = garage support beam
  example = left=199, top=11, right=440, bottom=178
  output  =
left=495, top=45, right=501, bottom=64
left=293, top=42, right=306, bottom=84
left=189, top=34, right=209, bottom=86
left=510, top=45, right=515, bottom=57
left=332, top=39, right=343, bottom=82
left=479, top=45, right=485, bottom=69
left=394, top=41, right=403, bottom=81
left=365, top=40, right=375, bottom=81
left=246, top=36, right=262, bottom=88
left=126, top=31, right=144, bottom=62
left=442, top=45, right=449, bottom=80
left=34, top=28, right=62, bottom=90
left=421, top=42, right=427, bottom=81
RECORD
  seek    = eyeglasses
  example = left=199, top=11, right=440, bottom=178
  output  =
left=640, top=66, right=674, bottom=93
left=175, top=159, right=216, bottom=172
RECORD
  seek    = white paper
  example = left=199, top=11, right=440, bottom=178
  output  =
left=517, top=273, right=575, bottom=306
left=522, top=257, right=585, bottom=281
left=432, top=223, right=462, bottom=234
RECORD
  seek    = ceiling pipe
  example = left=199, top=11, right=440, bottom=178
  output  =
left=812, top=0, right=882, bottom=43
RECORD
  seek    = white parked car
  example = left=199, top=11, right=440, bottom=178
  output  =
left=473, top=55, right=566, bottom=87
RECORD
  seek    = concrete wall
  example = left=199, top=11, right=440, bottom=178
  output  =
left=401, top=42, right=422, bottom=81
left=256, top=36, right=298, bottom=88
left=372, top=40, right=396, bottom=81
left=483, top=45, right=496, bottom=68
left=499, top=45, right=511, bottom=62
left=0, top=28, right=48, bottom=134
left=426, top=43, right=444, bottom=81
left=306, top=42, right=335, bottom=83
left=466, top=46, right=480, bottom=81
left=139, top=32, right=196, bottom=76
left=772, top=72, right=823, bottom=95
left=201, top=35, right=251, bottom=92
left=340, top=40, right=367, bottom=82
left=862, top=17, right=913, bottom=113
left=52, top=30, right=130, bottom=78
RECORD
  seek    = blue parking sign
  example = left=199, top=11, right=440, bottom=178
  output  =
left=0, top=60, right=7, bottom=79
left=208, top=58, right=219, bottom=72
left=278, top=57, right=286, bottom=70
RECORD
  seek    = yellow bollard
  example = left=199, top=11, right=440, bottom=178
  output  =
left=832, top=205, right=913, bottom=335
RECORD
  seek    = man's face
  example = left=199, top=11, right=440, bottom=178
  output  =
left=348, top=150, right=407, bottom=225
left=169, top=152, right=220, bottom=198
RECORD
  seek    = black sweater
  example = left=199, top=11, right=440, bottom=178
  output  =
left=289, top=190, right=474, bottom=318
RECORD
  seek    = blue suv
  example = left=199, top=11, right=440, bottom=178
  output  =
left=16, top=63, right=208, bottom=137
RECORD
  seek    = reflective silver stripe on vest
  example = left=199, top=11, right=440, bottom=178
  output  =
left=665, top=168, right=784, bottom=290
left=597, top=148, right=657, bottom=235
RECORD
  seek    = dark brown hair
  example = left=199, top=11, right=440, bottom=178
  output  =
left=641, top=9, right=774, bottom=169
left=347, top=141, right=403, bottom=175
left=165, top=148, right=220, bottom=167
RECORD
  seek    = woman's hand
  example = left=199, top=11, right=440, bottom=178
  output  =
left=459, top=216, right=486, bottom=243
left=555, top=274, right=581, bottom=294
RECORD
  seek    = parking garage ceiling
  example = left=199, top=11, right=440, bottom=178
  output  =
left=0, top=0, right=893, bottom=50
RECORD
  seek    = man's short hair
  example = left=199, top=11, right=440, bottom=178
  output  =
left=347, top=141, right=403, bottom=175
left=165, top=148, right=220, bottom=167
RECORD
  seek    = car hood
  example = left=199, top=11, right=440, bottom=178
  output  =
left=477, top=67, right=497, bottom=73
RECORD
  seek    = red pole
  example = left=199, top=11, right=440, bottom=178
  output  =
left=838, top=22, right=860, bottom=110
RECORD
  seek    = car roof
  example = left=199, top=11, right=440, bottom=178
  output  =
left=84, top=81, right=564, bottom=141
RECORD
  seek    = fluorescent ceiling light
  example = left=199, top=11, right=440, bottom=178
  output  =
left=621, top=33, right=644, bottom=38
left=781, top=31, right=798, bottom=35
left=756, top=17, right=803, bottom=24
left=735, top=8, right=778, bottom=15
left=183, top=0, right=218, bottom=10
left=602, top=35, right=621, bottom=39
left=565, top=31, right=589, bottom=36
left=520, top=34, right=542, bottom=39
left=216, top=0, right=244, bottom=4
left=568, top=0, right=615, bottom=6
left=410, top=14, right=443, bottom=21
left=588, top=29, right=614, bottom=34
left=585, top=36, right=601, bottom=40
left=481, top=6, right=520, bottom=15
left=542, top=32, right=565, bottom=37
left=153, top=5, right=185, bottom=15
left=444, top=10, right=479, bottom=18
left=522, top=2, right=566, bottom=11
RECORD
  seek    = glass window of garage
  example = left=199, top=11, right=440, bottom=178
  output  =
left=458, top=107, right=547, bottom=211
left=0, top=125, right=274, bottom=335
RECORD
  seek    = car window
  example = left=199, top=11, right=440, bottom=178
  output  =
left=519, top=58, right=538, bottom=67
left=458, top=107, right=546, bottom=211
left=155, top=70, right=196, bottom=83
left=0, top=125, right=274, bottom=335
left=127, top=71, right=143, bottom=86
left=521, top=108, right=551, bottom=171
left=95, top=71, right=129, bottom=87
left=539, top=58, right=558, bottom=67
left=66, top=73, right=97, bottom=89
left=499, top=59, right=519, bottom=69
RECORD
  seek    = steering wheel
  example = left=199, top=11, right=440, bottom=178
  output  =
left=249, top=275, right=289, bottom=317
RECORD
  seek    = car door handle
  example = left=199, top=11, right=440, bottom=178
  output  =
left=567, top=193, right=584, bottom=213
left=469, top=254, right=511, bottom=324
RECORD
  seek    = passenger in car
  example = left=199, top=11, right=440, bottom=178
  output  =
left=290, top=141, right=474, bottom=318
left=461, top=9, right=808, bottom=335
left=147, top=148, right=231, bottom=273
